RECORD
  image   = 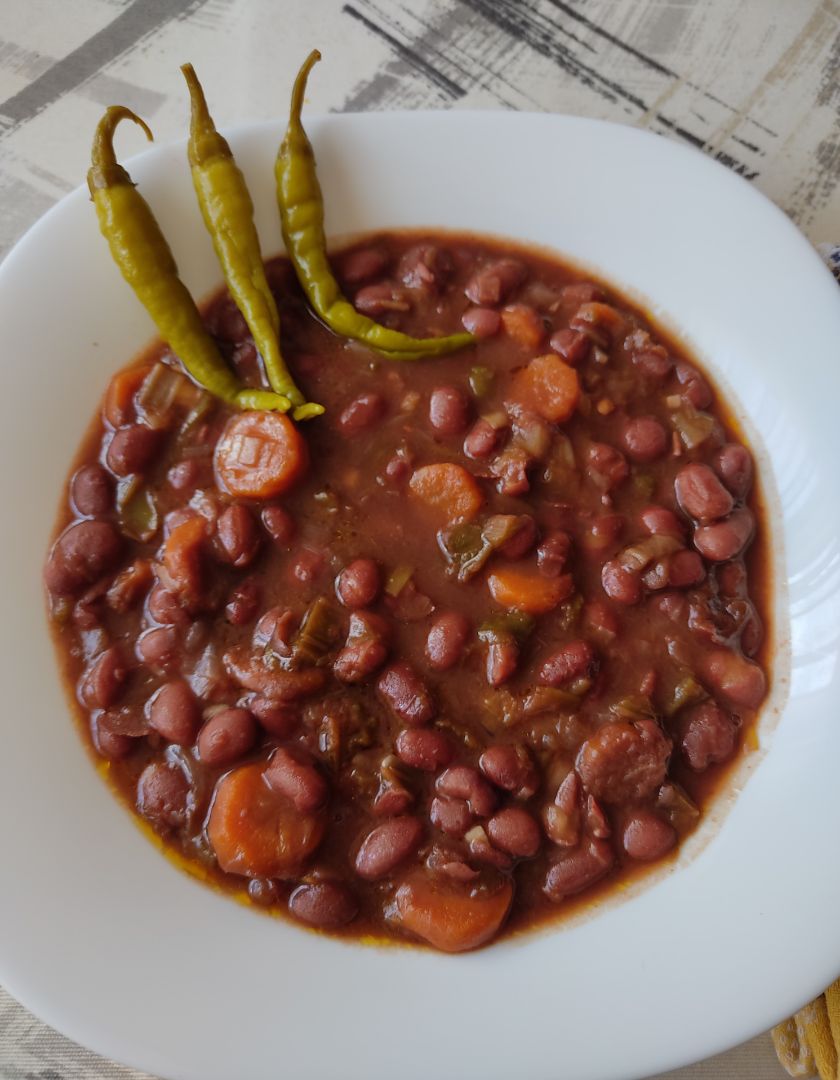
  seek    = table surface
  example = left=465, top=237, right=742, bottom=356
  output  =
left=3, top=0, right=837, bottom=1077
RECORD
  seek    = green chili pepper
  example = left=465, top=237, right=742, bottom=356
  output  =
left=276, top=51, right=476, bottom=360
left=182, top=64, right=323, bottom=421
left=88, top=106, right=291, bottom=414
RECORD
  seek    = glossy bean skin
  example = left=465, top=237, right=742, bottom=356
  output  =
left=137, top=762, right=190, bottom=831
left=197, top=707, right=257, bottom=767
left=429, top=386, right=469, bottom=435
left=479, top=744, right=538, bottom=800
left=289, top=881, right=359, bottom=927
left=487, top=808, right=541, bottom=857
left=106, top=424, right=163, bottom=476
left=337, top=393, right=385, bottom=436
left=395, top=728, right=453, bottom=771
left=622, top=811, right=676, bottom=861
left=436, top=766, right=497, bottom=817
left=79, top=646, right=128, bottom=710
left=70, top=464, right=113, bottom=517
left=675, top=463, right=734, bottom=522
left=44, top=520, right=122, bottom=595
left=425, top=611, right=470, bottom=671
left=543, top=839, right=615, bottom=901
left=265, top=748, right=328, bottom=813
left=148, top=680, right=201, bottom=744
left=377, top=662, right=435, bottom=725
left=336, top=558, right=380, bottom=608
left=693, top=508, right=754, bottom=562
left=216, top=504, right=260, bottom=567
left=354, top=817, right=423, bottom=880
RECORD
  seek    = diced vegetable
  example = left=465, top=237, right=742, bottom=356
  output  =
left=508, top=353, right=580, bottom=423
left=215, top=410, right=308, bottom=499
left=671, top=404, right=718, bottom=450
left=119, top=486, right=159, bottom=542
left=103, top=364, right=151, bottom=428
left=618, top=534, right=682, bottom=572
left=409, top=463, right=483, bottom=524
left=665, top=674, right=709, bottom=718
left=487, top=565, right=573, bottom=614
left=523, top=685, right=579, bottom=713
left=135, top=362, right=209, bottom=430
left=439, top=515, right=526, bottom=582
left=478, top=611, right=535, bottom=644
left=610, top=695, right=657, bottom=722
left=469, top=365, right=495, bottom=397
left=384, top=564, right=415, bottom=597
left=291, top=596, right=339, bottom=666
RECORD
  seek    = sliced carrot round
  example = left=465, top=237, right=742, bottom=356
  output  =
left=207, top=763, right=325, bottom=878
left=509, top=353, right=580, bottom=423
left=487, top=565, right=573, bottom=614
left=395, top=869, right=513, bottom=952
left=214, top=410, right=308, bottom=499
left=408, top=463, right=483, bottom=524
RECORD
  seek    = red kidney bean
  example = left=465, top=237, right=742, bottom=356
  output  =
left=106, top=423, right=163, bottom=476
left=561, top=282, right=605, bottom=305
left=336, top=558, right=380, bottom=608
left=354, top=282, right=410, bottom=314
left=622, top=811, right=676, bottom=861
left=148, top=584, right=186, bottom=626
left=210, top=298, right=248, bottom=341
left=429, top=385, right=469, bottom=435
left=148, top=680, right=201, bottom=744
left=374, top=758, right=414, bottom=817
left=485, top=637, right=519, bottom=687
left=663, top=549, right=706, bottom=588
left=430, top=796, right=472, bottom=836
left=538, top=640, right=597, bottom=687
left=490, top=446, right=531, bottom=497
left=694, top=508, right=754, bottom=562
left=337, top=393, right=385, bottom=436
left=340, top=246, right=388, bottom=284
left=536, top=531, right=572, bottom=577
left=136, top=761, right=190, bottom=830
left=377, top=662, right=435, bottom=725
left=425, top=611, right=470, bottom=671
left=700, top=649, right=766, bottom=710
left=479, top=744, right=538, bottom=800
left=549, top=327, right=590, bottom=365
left=585, top=795, right=611, bottom=839
left=247, top=878, right=281, bottom=907
left=333, top=610, right=390, bottom=683
left=622, top=416, right=667, bottom=463
left=436, top=766, right=497, bottom=818
left=249, top=696, right=299, bottom=737
left=461, top=306, right=501, bottom=338
left=543, top=838, right=614, bottom=900
left=715, top=443, right=753, bottom=498
left=265, top=747, right=328, bottom=813
left=466, top=826, right=513, bottom=871
left=465, top=258, right=527, bottom=305
left=136, top=626, right=180, bottom=672
left=675, top=362, right=712, bottom=409
left=576, top=719, right=671, bottom=803
left=289, top=881, right=359, bottom=928
left=498, top=515, right=537, bottom=559
left=399, top=244, right=452, bottom=290
left=716, top=559, right=747, bottom=598
left=216, top=504, right=260, bottom=567
left=92, top=717, right=135, bottom=761
left=741, top=610, right=763, bottom=657
left=586, top=442, right=628, bottom=492
left=395, top=728, right=453, bottom=771
left=197, top=707, right=257, bottom=767
left=487, top=808, right=541, bottom=858
left=225, top=578, right=260, bottom=625
left=44, top=519, right=122, bottom=596
left=79, top=646, right=128, bottom=710
left=634, top=348, right=672, bottom=379
left=70, top=463, right=113, bottom=517
left=355, top=817, right=423, bottom=881
left=261, top=505, right=296, bottom=546
left=167, top=459, right=202, bottom=492
left=601, top=560, right=641, bottom=605
left=640, top=505, right=685, bottom=538
left=681, top=700, right=738, bottom=770
left=581, top=514, right=624, bottom=557
left=674, top=463, right=734, bottom=522
left=463, top=417, right=503, bottom=459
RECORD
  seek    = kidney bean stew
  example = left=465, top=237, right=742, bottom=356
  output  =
left=45, top=232, right=769, bottom=952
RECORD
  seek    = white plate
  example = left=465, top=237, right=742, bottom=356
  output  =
left=1, top=112, right=839, bottom=1080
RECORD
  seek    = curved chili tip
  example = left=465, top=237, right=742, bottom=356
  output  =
left=181, top=62, right=230, bottom=167
left=87, top=105, right=153, bottom=195
left=289, top=50, right=321, bottom=124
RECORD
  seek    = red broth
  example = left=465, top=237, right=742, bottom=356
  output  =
left=45, top=231, right=770, bottom=952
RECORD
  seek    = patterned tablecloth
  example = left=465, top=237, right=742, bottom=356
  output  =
left=3, top=1, right=839, bottom=1077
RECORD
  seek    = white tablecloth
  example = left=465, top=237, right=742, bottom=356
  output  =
left=3, top=1, right=836, bottom=1076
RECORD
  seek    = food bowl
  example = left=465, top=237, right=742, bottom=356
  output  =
left=1, top=111, right=838, bottom=1080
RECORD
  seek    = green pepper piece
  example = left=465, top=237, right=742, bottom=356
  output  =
left=276, top=51, right=476, bottom=359
left=88, top=106, right=291, bottom=413
left=182, top=64, right=322, bottom=421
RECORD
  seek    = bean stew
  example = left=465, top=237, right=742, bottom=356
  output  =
left=45, top=231, right=769, bottom=952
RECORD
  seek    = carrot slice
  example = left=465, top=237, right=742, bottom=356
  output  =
left=500, top=304, right=544, bottom=349
left=214, top=411, right=308, bottom=499
left=509, top=353, right=580, bottom=423
left=487, top=565, right=573, bottom=614
left=207, top=763, right=325, bottom=878
left=395, top=869, right=513, bottom=952
left=159, top=514, right=206, bottom=609
left=103, top=364, right=151, bottom=429
left=408, top=463, right=483, bottom=524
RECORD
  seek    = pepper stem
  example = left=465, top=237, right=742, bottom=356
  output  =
left=182, top=62, right=230, bottom=167
left=88, top=106, right=153, bottom=194
left=290, top=50, right=321, bottom=125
